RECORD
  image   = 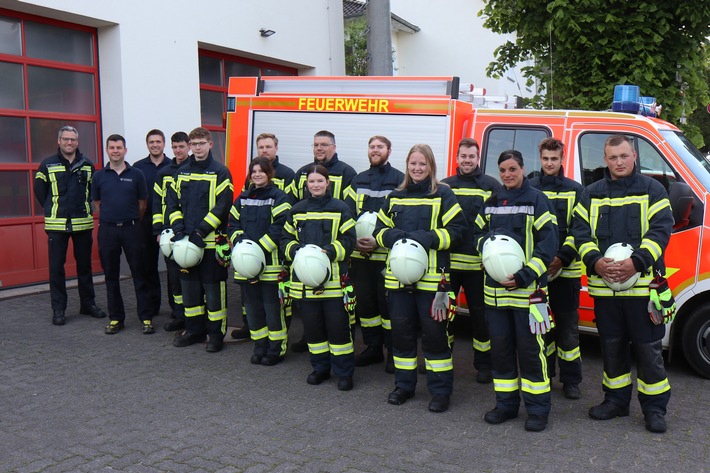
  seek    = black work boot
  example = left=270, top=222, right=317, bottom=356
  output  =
left=52, top=310, right=66, bottom=326
left=355, top=346, right=384, bottom=366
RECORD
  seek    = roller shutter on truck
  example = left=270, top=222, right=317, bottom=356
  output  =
left=251, top=111, right=450, bottom=176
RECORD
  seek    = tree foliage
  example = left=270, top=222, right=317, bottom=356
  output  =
left=480, top=0, right=710, bottom=146
left=345, top=17, right=369, bottom=76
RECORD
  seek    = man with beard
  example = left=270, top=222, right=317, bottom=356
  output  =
left=344, top=136, right=404, bottom=372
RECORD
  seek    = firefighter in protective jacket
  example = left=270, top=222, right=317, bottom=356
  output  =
left=473, top=150, right=558, bottom=432
left=529, top=137, right=585, bottom=400
left=281, top=165, right=357, bottom=391
left=166, top=128, right=234, bottom=353
left=374, top=144, right=467, bottom=414
left=571, top=134, right=673, bottom=433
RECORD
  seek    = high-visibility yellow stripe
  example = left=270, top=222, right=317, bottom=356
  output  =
left=309, top=341, right=329, bottom=355
left=637, top=377, right=671, bottom=395
left=425, top=357, right=453, bottom=372
left=603, top=371, right=632, bottom=390
left=493, top=377, right=519, bottom=392
left=393, top=355, right=417, bottom=370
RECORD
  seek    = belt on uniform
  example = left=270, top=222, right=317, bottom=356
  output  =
left=102, top=220, right=137, bottom=227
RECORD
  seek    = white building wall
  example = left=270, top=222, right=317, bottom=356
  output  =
left=2, top=0, right=345, bottom=162
left=390, top=0, right=536, bottom=104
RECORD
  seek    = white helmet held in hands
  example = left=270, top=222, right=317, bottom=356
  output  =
left=292, top=244, right=331, bottom=287
left=172, top=237, right=204, bottom=269
left=388, top=238, right=428, bottom=285
left=481, top=234, right=526, bottom=283
left=603, top=242, right=640, bottom=291
left=232, top=239, right=266, bottom=279
left=159, top=228, right=175, bottom=259
left=355, top=211, right=378, bottom=238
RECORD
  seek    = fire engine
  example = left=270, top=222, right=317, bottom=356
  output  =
left=225, top=75, right=710, bottom=379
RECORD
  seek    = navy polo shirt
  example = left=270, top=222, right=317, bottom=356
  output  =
left=92, top=162, right=148, bottom=223
left=133, top=154, right=171, bottom=211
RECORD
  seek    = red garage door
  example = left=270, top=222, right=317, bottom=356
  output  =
left=0, top=9, right=102, bottom=288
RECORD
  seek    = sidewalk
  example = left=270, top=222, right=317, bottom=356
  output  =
left=1, top=277, right=708, bottom=472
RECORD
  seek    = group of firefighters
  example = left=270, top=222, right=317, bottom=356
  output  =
left=36, top=125, right=675, bottom=434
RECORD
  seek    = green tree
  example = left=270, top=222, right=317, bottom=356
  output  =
left=688, top=61, right=710, bottom=152
left=345, top=17, right=368, bottom=76
left=480, top=1, right=710, bottom=147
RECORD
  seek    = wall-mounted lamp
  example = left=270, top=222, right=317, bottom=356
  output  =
left=259, top=29, right=276, bottom=37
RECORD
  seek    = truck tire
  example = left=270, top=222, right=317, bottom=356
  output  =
left=681, top=306, right=710, bottom=379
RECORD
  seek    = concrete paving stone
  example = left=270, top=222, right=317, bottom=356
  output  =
left=2, top=276, right=710, bottom=472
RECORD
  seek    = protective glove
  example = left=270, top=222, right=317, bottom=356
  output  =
left=277, top=266, right=292, bottom=307
left=214, top=232, right=231, bottom=267
left=341, top=273, right=357, bottom=316
left=171, top=231, right=186, bottom=242
left=648, top=274, right=676, bottom=324
left=528, top=287, right=553, bottom=335
left=189, top=230, right=206, bottom=248
left=431, top=271, right=456, bottom=322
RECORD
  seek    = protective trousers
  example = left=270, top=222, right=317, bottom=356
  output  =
left=300, top=298, right=355, bottom=377
left=180, top=249, right=228, bottom=340
left=487, top=307, right=551, bottom=416
left=593, top=297, right=670, bottom=415
left=350, top=258, right=391, bottom=350
left=140, top=219, right=161, bottom=316
left=450, top=270, right=491, bottom=371
left=389, top=290, right=453, bottom=396
left=47, top=230, right=96, bottom=311
left=165, top=257, right=184, bottom=320
left=242, top=282, right=287, bottom=358
left=546, top=277, right=582, bottom=384
left=98, top=223, right=152, bottom=322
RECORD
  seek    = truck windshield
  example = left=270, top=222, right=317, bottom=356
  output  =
left=661, top=130, right=710, bottom=191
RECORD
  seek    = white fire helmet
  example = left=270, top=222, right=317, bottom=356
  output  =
left=172, top=237, right=204, bottom=269
left=603, top=242, right=640, bottom=291
left=355, top=211, right=378, bottom=238
left=232, top=239, right=266, bottom=279
left=159, top=228, right=175, bottom=259
left=481, top=234, right=526, bottom=283
left=388, top=238, right=428, bottom=285
left=292, top=244, right=331, bottom=287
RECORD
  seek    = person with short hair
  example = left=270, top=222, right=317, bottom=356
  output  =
left=442, top=137, right=501, bottom=384
left=571, top=134, right=673, bottom=433
left=152, top=131, right=190, bottom=331
left=34, top=125, right=106, bottom=325
left=134, top=129, right=171, bottom=318
left=529, top=137, right=585, bottom=400
left=344, top=135, right=404, bottom=372
left=374, top=144, right=467, bottom=413
left=166, top=127, right=234, bottom=353
left=92, top=134, right=153, bottom=335
left=288, top=130, right=356, bottom=202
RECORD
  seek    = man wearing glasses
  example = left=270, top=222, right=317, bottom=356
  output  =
left=288, top=130, right=357, bottom=202
left=34, top=125, right=107, bottom=326
left=166, top=127, right=234, bottom=353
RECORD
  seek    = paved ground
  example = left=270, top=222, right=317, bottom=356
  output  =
left=1, top=276, right=708, bottom=472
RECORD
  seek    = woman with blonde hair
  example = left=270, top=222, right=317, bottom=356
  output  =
left=374, top=144, right=467, bottom=413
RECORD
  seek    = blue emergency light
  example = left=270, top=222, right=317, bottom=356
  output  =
left=612, top=85, right=659, bottom=117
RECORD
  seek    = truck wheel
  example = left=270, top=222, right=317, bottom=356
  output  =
left=681, top=307, right=710, bottom=379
